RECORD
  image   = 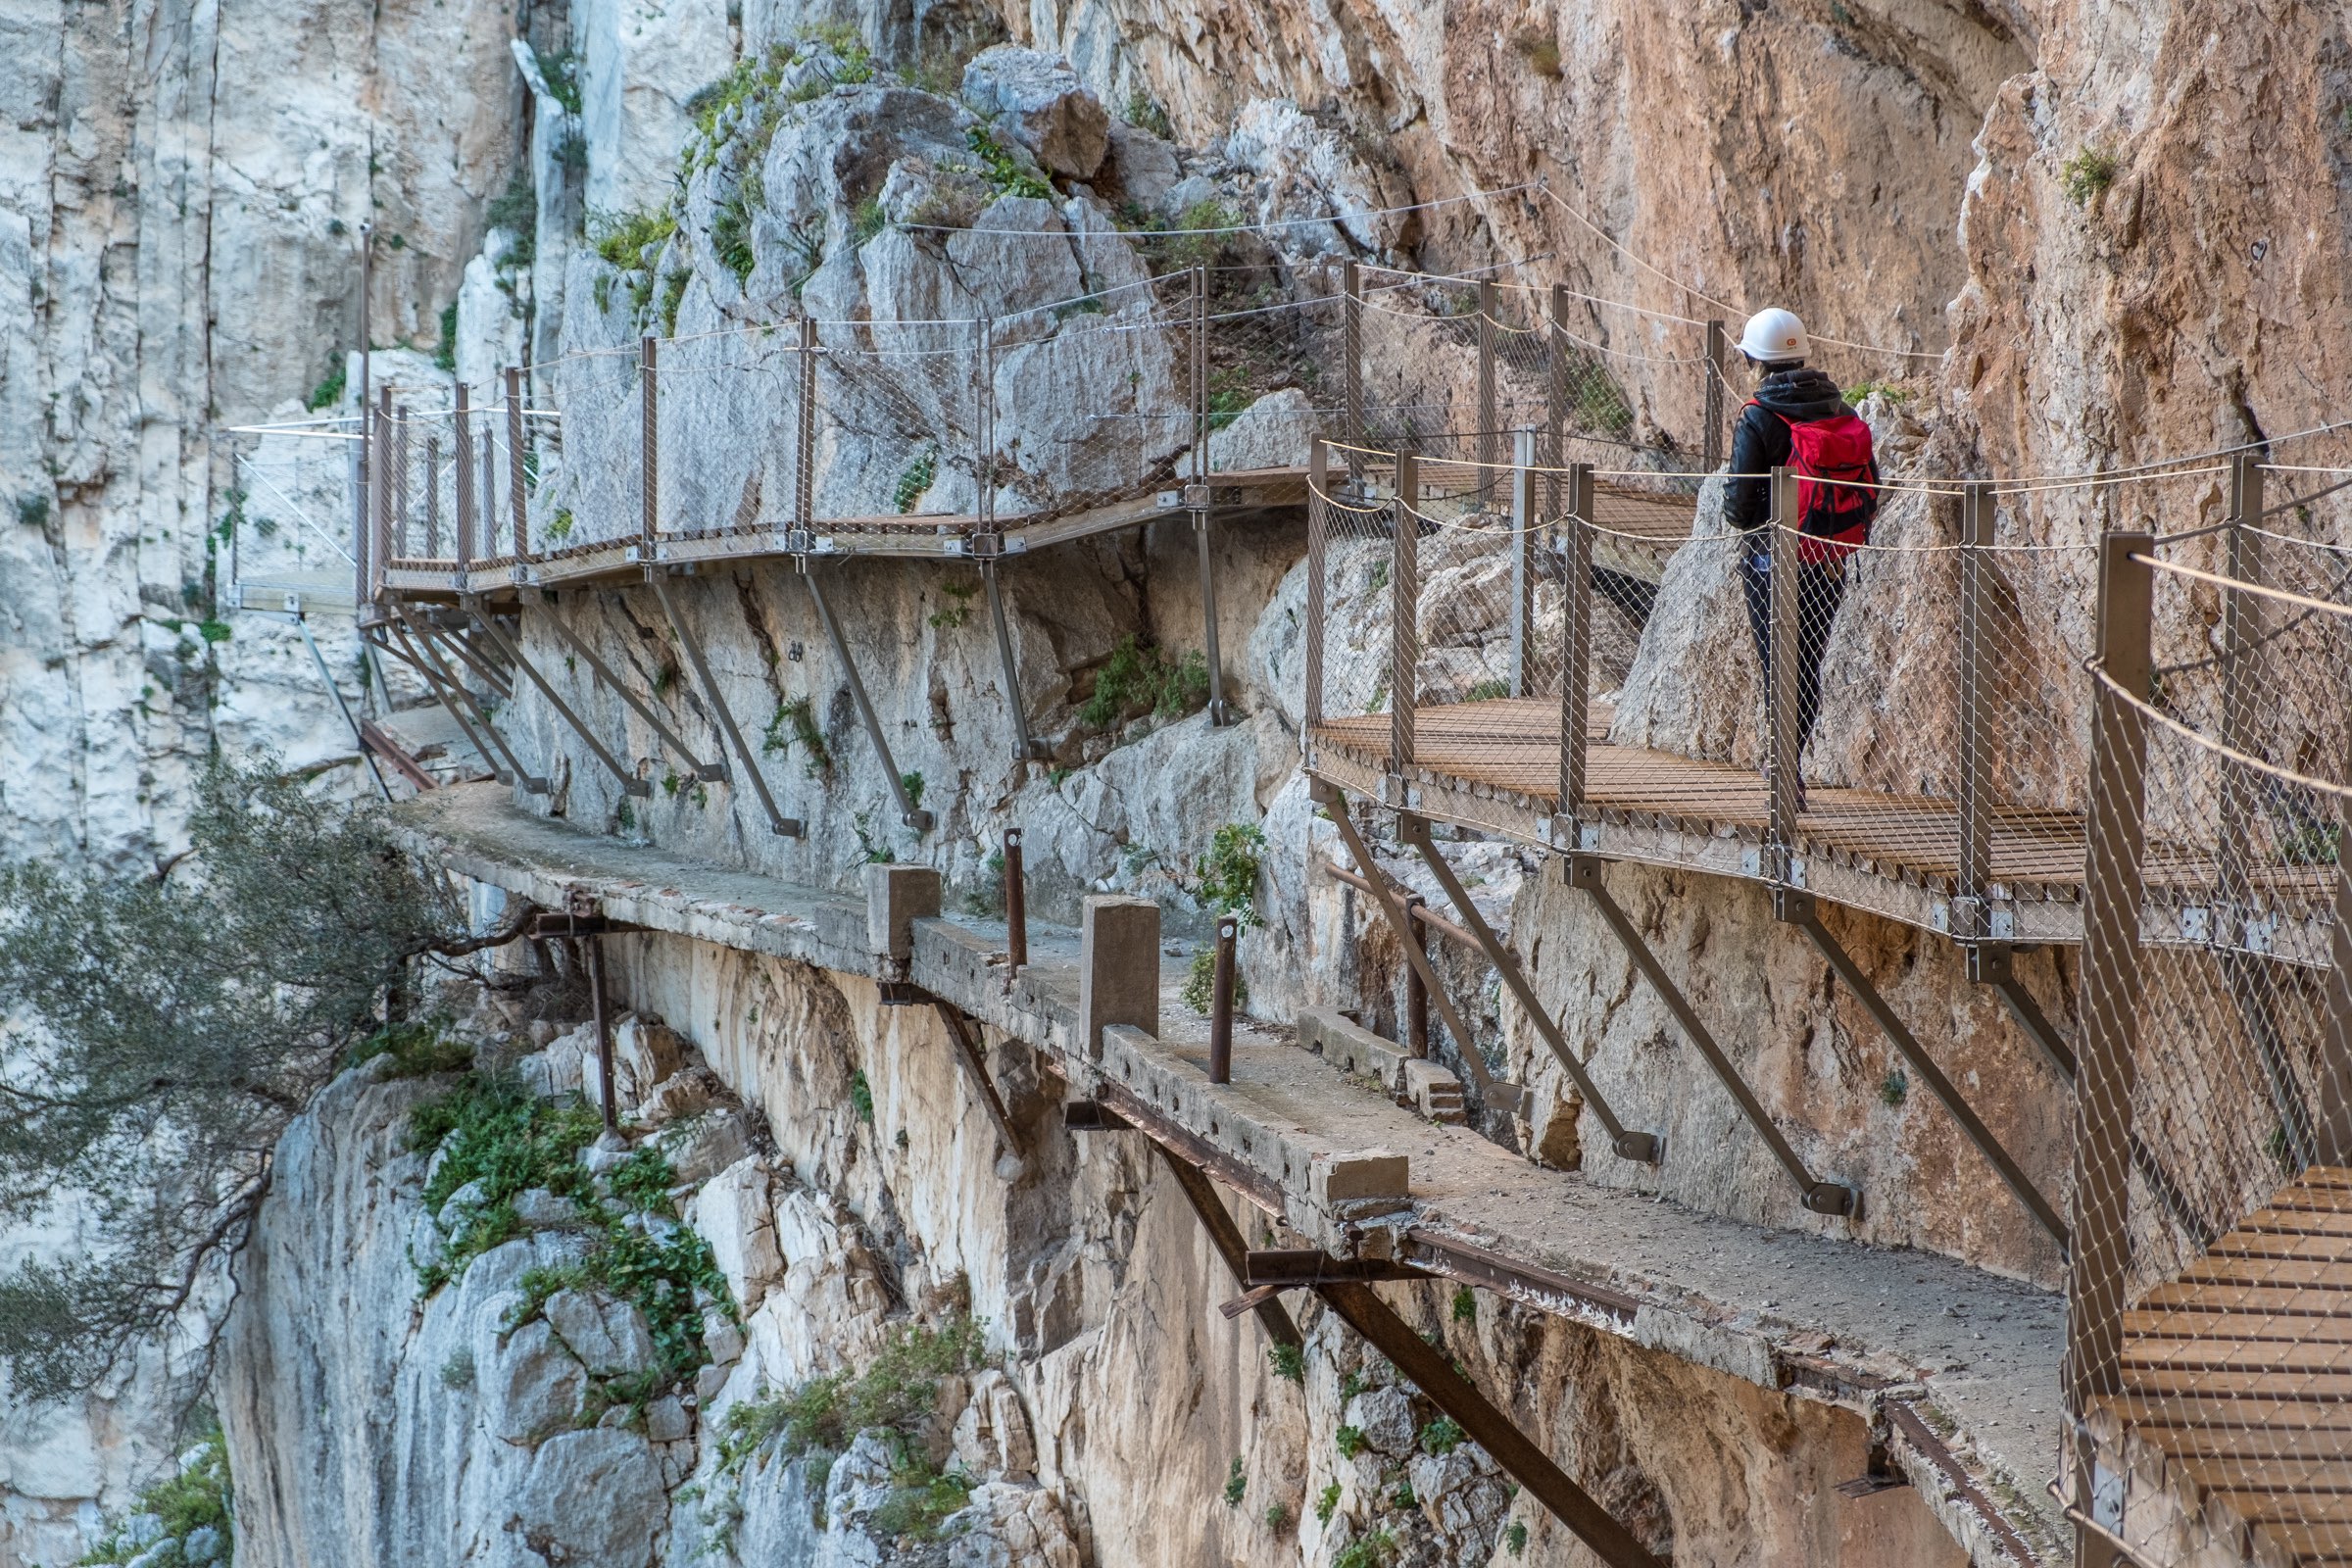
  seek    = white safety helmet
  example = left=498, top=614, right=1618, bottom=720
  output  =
left=1738, top=308, right=1809, bottom=365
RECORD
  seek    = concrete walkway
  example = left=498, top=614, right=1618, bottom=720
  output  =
left=400, top=783, right=2066, bottom=1567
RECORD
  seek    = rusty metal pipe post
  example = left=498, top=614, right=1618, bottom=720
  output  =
left=795, top=316, right=817, bottom=541
left=586, top=936, right=618, bottom=1134
left=1403, top=896, right=1429, bottom=1058
left=1304, top=438, right=1328, bottom=735
left=1766, top=466, right=1802, bottom=877
left=1703, top=319, right=1727, bottom=472
left=1342, top=260, right=1363, bottom=478
left=1004, top=827, right=1027, bottom=974
left=453, top=384, right=474, bottom=578
left=1558, top=463, right=1595, bottom=846
left=1208, top=915, right=1238, bottom=1084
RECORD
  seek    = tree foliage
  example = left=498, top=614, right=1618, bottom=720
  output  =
left=0, top=756, right=501, bottom=1398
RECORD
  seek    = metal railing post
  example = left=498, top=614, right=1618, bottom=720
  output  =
left=1208, top=914, right=1238, bottom=1084
left=1004, top=827, right=1027, bottom=974
left=1391, top=451, right=1419, bottom=775
left=505, top=366, right=528, bottom=560
left=373, top=386, right=394, bottom=597
left=393, top=401, right=412, bottom=560
left=478, top=427, right=495, bottom=564
left=453, top=383, right=473, bottom=572
left=975, top=316, right=996, bottom=538
left=1476, top=280, right=1496, bottom=507
left=1305, top=437, right=1328, bottom=738
left=1343, top=260, right=1363, bottom=477
left=795, top=316, right=817, bottom=541
left=2065, top=529, right=2154, bottom=1562
left=1559, top=463, right=1595, bottom=843
left=1955, top=481, right=1993, bottom=941
left=1192, top=264, right=1228, bottom=724
left=1546, top=285, right=1570, bottom=519
left=424, top=433, right=442, bottom=558
left=1508, top=428, right=1536, bottom=697
left=640, top=335, right=659, bottom=553
left=355, top=401, right=374, bottom=614
left=1403, top=893, right=1429, bottom=1058
left=2217, top=452, right=2263, bottom=923
left=1702, top=319, right=1727, bottom=472
left=1767, top=466, right=1801, bottom=877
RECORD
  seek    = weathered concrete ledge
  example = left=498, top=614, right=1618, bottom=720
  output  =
left=398, top=784, right=2067, bottom=1567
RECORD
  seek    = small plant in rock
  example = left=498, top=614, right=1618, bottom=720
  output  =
left=1123, top=88, right=1173, bottom=139
left=305, top=360, right=347, bottom=411
left=1332, top=1529, right=1398, bottom=1568
left=543, top=509, right=575, bottom=544
left=1264, top=1499, right=1291, bottom=1531
left=1464, top=677, right=1510, bottom=703
left=1269, top=1342, right=1305, bottom=1384
left=349, top=1017, right=473, bottom=1079
left=441, top=1347, right=476, bottom=1389
left=850, top=196, right=889, bottom=246
left=1315, top=1481, right=1343, bottom=1526
left=75, top=1421, right=233, bottom=1566
left=2060, top=146, right=2119, bottom=206
left=964, top=124, right=1053, bottom=200
left=1224, top=1454, right=1248, bottom=1507
left=761, top=696, right=831, bottom=776
left=926, top=578, right=976, bottom=629
left=1450, top=1285, right=1477, bottom=1323
left=850, top=1069, right=875, bottom=1126
left=1506, top=1520, right=1530, bottom=1556
left=894, top=452, right=938, bottom=514
left=711, top=189, right=759, bottom=282
left=1335, top=1424, right=1369, bottom=1459
left=1388, top=1479, right=1416, bottom=1511
left=533, top=46, right=583, bottom=113
left=1080, top=635, right=1209, bottom=730
left=434, top=300, right=459, bottom=371
left=1419, top=1416, right=1466, bottom=1456
left=852, top=807, right=895, bottom=864
left=1880, top=1068, right=1909, bottom=1107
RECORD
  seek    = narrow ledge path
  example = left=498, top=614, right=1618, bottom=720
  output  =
left=398, top=783, right=2067, bottom=1567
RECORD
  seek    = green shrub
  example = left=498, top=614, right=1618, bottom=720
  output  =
left=869, top=1459, right=971, bottom=1541
left=1389, top=1480, right=1416, bottom=1510
left=1223, top=1455, right=1247, bottom=1507
left=16, top=493, right=49, bottom=529
left=712, top=189, right=759, bottom=282
left=1506, top=1520, right=1529, bottom=1555
left=925, top=579, right=976, bottom=629
left=894, top=452, right=938, bottom=514
left=350, top=1018, right=473, bottom=1078
left=850, top=1069, right=875, bottom=1125
left=850, top=196, right=889, bottom=245
left=75, top=1423, right=232, bottom=1565
left=535, top=47, right=583, bottom=115
left=761, top=696, right=831, bottom=777
left=1181, top=946, right=1246, bottom=1015
left=1880, top=1068, right=1909, bottom=1106
left=1264, top=1499, right=1291, bottom=1531
left=657, top=270, right=689, bottom=336
left=1269, top=1342, right=1304, bottom=1384
left=1079, top=636, right=1209, bottom=729
left=1194, top=822, right=1264, bottom=924
left=1419, top=1415, right=1466, bottom=1455
left=1332, top=1529, right=1397, bottom=1568
left=964, top=124, right=1053, bottom=199
left=1464, top=678, right=1510, bottom=703
left=305, top=360, right=347, bottom=411
left=2060, top=146, right=2119, bottom=206
left=1334, top=1424, right=1368, bottom=1459
left=433, top=300, right=460, bottom=371
left=1123, top=89, right=1172, bottom=139
left=1450, top=1285, right=1477, bottom=1323
left=589, top=207, right=678, bottom=274
left=1314, top=1481, right=1342, bottom=1525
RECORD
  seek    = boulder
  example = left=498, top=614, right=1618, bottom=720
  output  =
left=1104, top=118, right=1181, bottom=211
left=513, top=1428, right=667, bottom=1565
left=1207, top=387, right=1317, bottom=473
left=478, top=1319, right=588, bottom=1445
left=960, top=47, right=1107, bottom=179
left=512, top=1188, right=581, bottom=1230
left=950, top=1368, right=1038, bottom=1482
left=663, top=1108, right=753, bottom=1186
left=1343, top=1385, right=1418, bottom=1455
left=943, top=1482, right=1084, bottom=1567
left=542, top=1289, right=659, bottom=1377
left=683, top=1155, right=786, bottom=1308
left=612, top=1014, right=686, bottom=1095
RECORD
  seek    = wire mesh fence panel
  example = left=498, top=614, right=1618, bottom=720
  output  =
left=808, top=317, right=982, bottom=533
left=1202, top=280, right=1342, bottom=476
left=1308, top=458, right=1404, bottom=758
left=652, top=327, right=810, bottom=544
left=533, top=349, right=649, bottom=557
left=992, top=276, right=1190, bottom=517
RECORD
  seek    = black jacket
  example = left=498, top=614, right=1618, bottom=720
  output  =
left=1726, top=368, right=1853, bottom=533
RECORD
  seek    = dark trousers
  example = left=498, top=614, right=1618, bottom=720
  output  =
left=1740, top=548, right=1847, bottom=754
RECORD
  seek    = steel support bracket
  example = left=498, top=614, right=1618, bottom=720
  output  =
left=1242, top=1250, right=1434, bottom=1287
left=1307, top=778, right=1526, bottom=1117
left=804, top=560, right=936, bottom=832
left=931, top=1001, right=1023, bottom=1162
left=1566, top=855, right=1860, bottom=1217
left=1062, top=1101, right=1134, bottom=1132
left=1399, top=815, right=1658, bottom=1163
left=465, top=596, right=653, bottom=797
left=1783, top=891, right=2070, bottom=1250
left=646, top=569, right=804, bottom=837
left=534, top=590, right=727, bottom=781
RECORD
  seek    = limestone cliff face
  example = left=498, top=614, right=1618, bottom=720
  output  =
left=218, top=962, right=1972, bottom=1568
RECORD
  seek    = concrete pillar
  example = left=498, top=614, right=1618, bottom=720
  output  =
left=1079, top=896, right=1160, bottom=1059
left=866, top=864, right=942, bottom=977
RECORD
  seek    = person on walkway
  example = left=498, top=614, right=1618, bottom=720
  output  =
left=1724, top=308, right=1879, bottom=763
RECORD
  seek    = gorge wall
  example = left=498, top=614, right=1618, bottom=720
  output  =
left=9, top=0, right=2352, bottom=1557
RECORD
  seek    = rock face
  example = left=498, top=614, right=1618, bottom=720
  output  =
left=218, top=965, right=1973, bottom=1568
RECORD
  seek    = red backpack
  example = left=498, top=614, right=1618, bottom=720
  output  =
left=1751, top=405, right=1879, bottom=564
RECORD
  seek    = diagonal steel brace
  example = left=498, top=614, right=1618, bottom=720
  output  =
left=1780, top=890, right=2067, bottom=1249
left=930, top=1002, right=1022, bottom=1160
left=534, top=590, right=727, bottom=781
left=393, top=608, right=547, bottom=793
left=805, top=560, right=934, bottom=831
left=1398, top=815, right=1658, bottom=1162
left=1309, top=779, right=1524, bottom=1116
left=414, top=610, right=514, bottom=702
left=1567, top=856, right=1860, bottom=1216
left=976, top=554, right=1042, bottom=761
left=466, top=596, right=652, bottom=797
left=645, top=568, right=802, bottom=837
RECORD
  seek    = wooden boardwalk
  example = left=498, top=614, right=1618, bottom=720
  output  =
left=2093, top=1166, right=2352, bottom=1565
left=1307, top=698, right=2334, bottom=954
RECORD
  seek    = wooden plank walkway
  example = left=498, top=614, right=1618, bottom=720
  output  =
left=1307, top=697, right=2334, bottom=953
left=2094, top=1167, right=2352, bottom=1565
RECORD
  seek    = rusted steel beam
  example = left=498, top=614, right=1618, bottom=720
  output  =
left=466, top=598, right=652, bottom=797
left=646, top=569, right=802, bottom=837
left=1207, top=914, right=1237, bottom=1084
left=1003, top=828, right=1028, bottom=974
left=1242, top=1250, right=1432, bottom=1286
left=1312, top=1279, right=1669, bottom=1568
left=1151, top=1140, right=1305, bottom=1353
left=1401, top=815, right=1659, bottom=1163
left=359, top=719, right=436, bottom=791
left=931, top=1001, right=1022, bottom=1159
left=532, top=591, right=727, bottom=781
